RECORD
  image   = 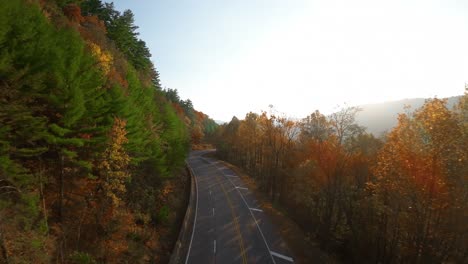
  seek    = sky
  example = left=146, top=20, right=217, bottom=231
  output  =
left=108, top=0, right=468, bottom=121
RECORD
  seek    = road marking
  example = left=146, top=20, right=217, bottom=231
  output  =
left=270, top=251, right=294, bottom=262
left=199, top=156, right=288, bottom=264
left=185, top=162, right=199, bottom=264
left=208, top=183, right=219, bottom=189
left=209, top=190, right=211, bottom=196
left=212, top=207, right=215, bottom=216
left=192, top=163, right=214, bottom=170
left=203, top=158, right=220, bottom=165
left=214, top=169, right=248, bottom=264
left=236, top=189, right=276, bottom=264
left=218, top=169, right=277, bottom=264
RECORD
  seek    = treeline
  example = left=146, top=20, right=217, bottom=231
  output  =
left=0, top=0, right=215, bottom=263
left=215, top=96, right=467, bottom=263
left=162, top=88, right=218, bottom=145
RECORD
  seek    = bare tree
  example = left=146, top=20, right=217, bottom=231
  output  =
left=328, top=106, right=364, bottom=145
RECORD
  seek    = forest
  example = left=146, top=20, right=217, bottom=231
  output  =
left=214, top=96, right=468, bottom=263
left=0, top=0, right=216, bottom=262
left=1, top=0, right=467, bottom=264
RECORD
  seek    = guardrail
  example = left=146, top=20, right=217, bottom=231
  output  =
left=169, top=163, right=197, bottom=264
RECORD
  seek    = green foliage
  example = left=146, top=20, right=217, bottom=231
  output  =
left=203, top=117, right=219, bottom=136
left=161, top=87, right=218, bottom=144
left=157, top=205, right=170, bottom=225
left=69, top=251, right=97, bottom=264
left=162, top=88, right=181, bottom=103
left=80, top=0, right=104, bottom=16
left=30, top=238, right=43, bottom=249
left=81, top=0, right=152, bottom=70
left=161, top=102, right=189, bottom=170
left=0, top=0, right=203, bottom=262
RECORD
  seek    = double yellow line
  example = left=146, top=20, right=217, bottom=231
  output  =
left=214, top=172, right=248, bottom=264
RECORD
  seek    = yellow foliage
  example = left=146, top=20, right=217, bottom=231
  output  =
left=89, top=42, right=113, bottom=75
left=98, top=117, right=130, bottom=206
left=370, top=98, right=467, bottom=261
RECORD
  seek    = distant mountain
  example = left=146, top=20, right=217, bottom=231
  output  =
left=215, top=120, right=227, bottom=125
left=355, top=96, right=462, bottom=136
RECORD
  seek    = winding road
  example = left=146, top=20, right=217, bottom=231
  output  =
left=185, top=150, right=294, bottom=264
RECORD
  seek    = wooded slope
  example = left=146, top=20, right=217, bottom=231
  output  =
left=0, top=0, right=215, bottom=262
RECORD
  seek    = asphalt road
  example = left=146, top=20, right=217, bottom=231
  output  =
left=185, top=150, right=294, bottom=264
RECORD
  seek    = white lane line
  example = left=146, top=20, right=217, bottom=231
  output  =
left=212, top=207, right=215, bottom=216
left=215, top=169, right=276, bottom=264
left=200, top=157, right=286, bottom=263
left=208, top=183, right=219, bottom=189
left=235, top=188, right=276, bottom=264
left=249, top=208, right=263, bottom=212
left=270, top=251, right=294, bottom=262
left=209, top=190, right=211, bottom=196
left=202, top=158, right=220, bottom=165
left=185, top=163, right=199, bottom=264
left=192, top=163, right=214, bottom=170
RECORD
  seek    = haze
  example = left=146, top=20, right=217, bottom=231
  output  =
left=109, top=0, right=468, bottom=121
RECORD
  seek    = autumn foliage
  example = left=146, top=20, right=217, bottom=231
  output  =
left=97, top=117, right=130, bottom=207
left=0, top=0, right=210, bottom=262
left=215, top=96, right=467, bottom=263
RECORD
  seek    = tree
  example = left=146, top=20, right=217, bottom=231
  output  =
left=370, top=98, right=467, bottom=263
left=97, top=117, right=130, bottom=207
left=0, top=0, right=197, bottom=261
left=329, top=106, right=364, bottom=145
left=300, top=110, right=332, bottom=143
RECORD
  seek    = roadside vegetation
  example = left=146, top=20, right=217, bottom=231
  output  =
left=0, top=0, right=216, bottom=262
left=214, top=95, right=468, bottom=263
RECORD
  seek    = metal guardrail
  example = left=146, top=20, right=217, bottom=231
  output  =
left=169, top=163, right=196, bottom=264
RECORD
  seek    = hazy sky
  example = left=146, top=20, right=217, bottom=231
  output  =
left=109, top=0, right=468, bottom=121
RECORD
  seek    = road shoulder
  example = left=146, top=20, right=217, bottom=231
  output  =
left=169, top=165, right=196, bottom=264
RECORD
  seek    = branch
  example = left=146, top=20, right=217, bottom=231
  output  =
left=0, top=186, right=21, bottom=194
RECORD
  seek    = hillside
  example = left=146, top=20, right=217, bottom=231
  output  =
left=0, top=0, right=216, bottom=263
left=355, top=96, right=462, bottom=136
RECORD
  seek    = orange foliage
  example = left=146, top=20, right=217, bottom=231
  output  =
left=195, top=110, right=205, bottom=122
left=216, top=98, right=467, bottom=262
left=172, top=102, right=185, bottom=117
left=81, top=15, right=106, bottom=32
left=62, top=4, right=83, bottom=23
left=368, top=99, right=466, bottom=262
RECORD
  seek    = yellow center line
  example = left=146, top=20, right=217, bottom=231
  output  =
left=214, top=172, right=248, bottom=264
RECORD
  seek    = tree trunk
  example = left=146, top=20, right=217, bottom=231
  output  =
left=59, top=154, right=64, bottom=221
left=0, top=227, right=8, bottom=264
left=39, top=168, right=49, bottom=236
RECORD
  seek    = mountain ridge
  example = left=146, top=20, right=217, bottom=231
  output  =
left=355, top=95, right=462, bottom=136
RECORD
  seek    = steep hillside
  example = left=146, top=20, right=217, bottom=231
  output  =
left=0, top=0, right=216, bottom=263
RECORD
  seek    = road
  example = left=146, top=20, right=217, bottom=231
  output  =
left=185, top=150, right=294, bottom=264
